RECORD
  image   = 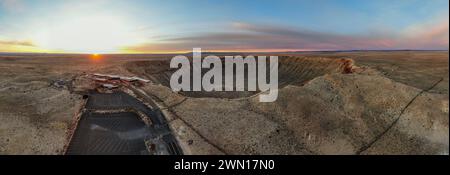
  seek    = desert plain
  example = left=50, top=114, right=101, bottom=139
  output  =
left=0, top=51, right=448, bottom=155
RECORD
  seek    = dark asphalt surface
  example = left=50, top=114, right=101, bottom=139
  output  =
left=66, top=91, right=182, bottom=155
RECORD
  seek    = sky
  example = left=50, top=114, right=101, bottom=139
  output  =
left=0, top=0, right=448, bottom=53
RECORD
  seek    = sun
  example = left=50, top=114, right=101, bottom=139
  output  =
left=33, top=14, right=141, bottom=53
left=90, top=53, right=102, bottom=61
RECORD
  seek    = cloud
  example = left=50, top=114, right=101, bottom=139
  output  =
left=2, top=1, right=447, bottom=53
left=0, top=39, right=38, bottom=52
left=126, top=14, right=449, bottom=53
left=0, top=39, right=35, bottom=47
left=401, top=16, right=449, bottom=49
left=125, top=23, right=398, bottom=52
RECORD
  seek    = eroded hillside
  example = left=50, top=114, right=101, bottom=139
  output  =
left=126, top=56, right=449, bottom=155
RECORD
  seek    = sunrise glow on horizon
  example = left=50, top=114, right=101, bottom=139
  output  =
left=0, top=0, right=448, bottom=54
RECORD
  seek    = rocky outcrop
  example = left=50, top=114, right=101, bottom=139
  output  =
left=131, top=57, right=449, bottom=155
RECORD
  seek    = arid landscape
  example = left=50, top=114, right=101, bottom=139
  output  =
left=0, top=51, right=448, bottom=155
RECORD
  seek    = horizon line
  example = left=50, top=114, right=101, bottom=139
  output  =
left=0, top=49, right=449, bottom=55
